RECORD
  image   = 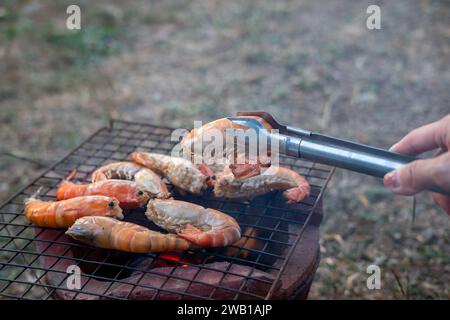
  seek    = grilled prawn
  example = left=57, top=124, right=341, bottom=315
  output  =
left=91, top=161, right=170, bottom=199
left=180, top=117, right=274, bottom=176
left=181, top=116, right=273, bottom=156
left=214, top=165, right=310, bottom=204
left=24, top=195, right=123, bottom=228
left=66, top=216, right=192, bottom=253
left=131, top=152, right=208, bottom=195
left=57, top=177, right=150, bottom=209
left=146, top=199, right=241, bottom=248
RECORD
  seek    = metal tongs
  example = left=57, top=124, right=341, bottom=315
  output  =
left=228, top=111, right=449, bottom=196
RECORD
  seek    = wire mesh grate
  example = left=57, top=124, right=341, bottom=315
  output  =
left=0, top=119, right=333, bottom=300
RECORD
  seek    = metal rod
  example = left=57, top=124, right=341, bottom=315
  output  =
left=297, top=133, right=450, bottom=196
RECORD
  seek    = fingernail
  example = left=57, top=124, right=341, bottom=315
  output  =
left=384, top=171, right=400, bottom=189
left=389, top=143, right=398, bottom=152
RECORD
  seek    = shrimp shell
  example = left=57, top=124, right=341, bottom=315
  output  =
left=180, top=117, right=274, bottom=175
left=146, top=199, right=241, bottom=248
left=57, top=179, right=150, bottom=209
left=24, top=195, right=123, bottom=228
left=66, top=216, right=192, bottom=253
left=91, top=161, right=170, bottom=199
left=181, top=116, right=273, bottom=155
left=131, top=152, right=206, bottom=195
left=214, top=165, right=310, bottom=203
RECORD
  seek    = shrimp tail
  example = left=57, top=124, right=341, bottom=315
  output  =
left=283, top=185, right=310, bottom=204
left=177, top=224, right=211, bottom=247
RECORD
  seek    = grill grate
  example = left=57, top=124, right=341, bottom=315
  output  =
left=0, top=119, right=334, bottom=300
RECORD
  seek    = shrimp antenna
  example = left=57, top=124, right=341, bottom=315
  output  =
left=56, top=169, right=78, bottom=190
left=31, top=186, right=44, bottom=199
left=66, top=169, right=78, bottom=181
left=24, top=186, right=44, bottom=205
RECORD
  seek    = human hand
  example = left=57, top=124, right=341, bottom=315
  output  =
left=383, top=115, right=450, bottom=214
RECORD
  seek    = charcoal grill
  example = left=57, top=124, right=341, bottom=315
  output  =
left=0, top=119, right=334, bottom=300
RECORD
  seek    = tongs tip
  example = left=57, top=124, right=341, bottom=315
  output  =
left=226, top=116, right=266, bottom=131
left=232, top=111, right=287, bottom=132
left=232, top=111, right=311, bottom=137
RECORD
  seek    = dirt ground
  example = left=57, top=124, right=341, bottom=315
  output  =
left=0, top=0, right=449, bottom=299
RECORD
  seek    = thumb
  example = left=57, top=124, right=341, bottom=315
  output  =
left=383, top=155, right=447, bottom=196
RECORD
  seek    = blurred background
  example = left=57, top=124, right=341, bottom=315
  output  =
left=0, top=0, right=449, bottom=299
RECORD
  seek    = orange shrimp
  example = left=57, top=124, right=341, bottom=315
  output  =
left=214, top=165, right=310, bottom=204
left=146, top=199, right=241, bottom=248
left=57, top=176, right=150, bottom=209
left=24, top=195, right=123, bottom=228
left=91, top=161, right=170, bottom=199
left=66, top=216, right=193, bottom=253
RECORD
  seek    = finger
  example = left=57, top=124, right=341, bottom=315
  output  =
left=389, top=115, right=450, bottom=156
left=431, top=193, right=450, bottom=215
left=383, top=153, right=450, bottom=195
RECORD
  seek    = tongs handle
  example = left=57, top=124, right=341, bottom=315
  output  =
left=294, top=132, right=450, bottom=196
left=234, top=111, right=449, bottom=196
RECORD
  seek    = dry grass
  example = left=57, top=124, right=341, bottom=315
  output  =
left=0, top=0, right=449, bottom=299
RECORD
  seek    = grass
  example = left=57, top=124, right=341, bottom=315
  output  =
left=45, top=25, right=120, bottom=67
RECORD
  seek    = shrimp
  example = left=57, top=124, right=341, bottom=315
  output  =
left=24, top=195, right=123, bottom=228
left=91, top=161, right=170, bottom=199
left=146, top=199, right=241, bottom=248
left=57, top=177, right=150, bottom=209
left=66, top=216, right=192, bottom=253
left=180, top=117, right=274, bottom=176
left=214, top=165, right=310, bottom=204
left=181, top=116, right=273, bottom=156
left=131, top=152, right=207, bottom=195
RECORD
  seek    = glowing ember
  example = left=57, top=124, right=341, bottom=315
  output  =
left=152, top=253, right=196, bottom=268
left=227, top=227, right=264, bottom=259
